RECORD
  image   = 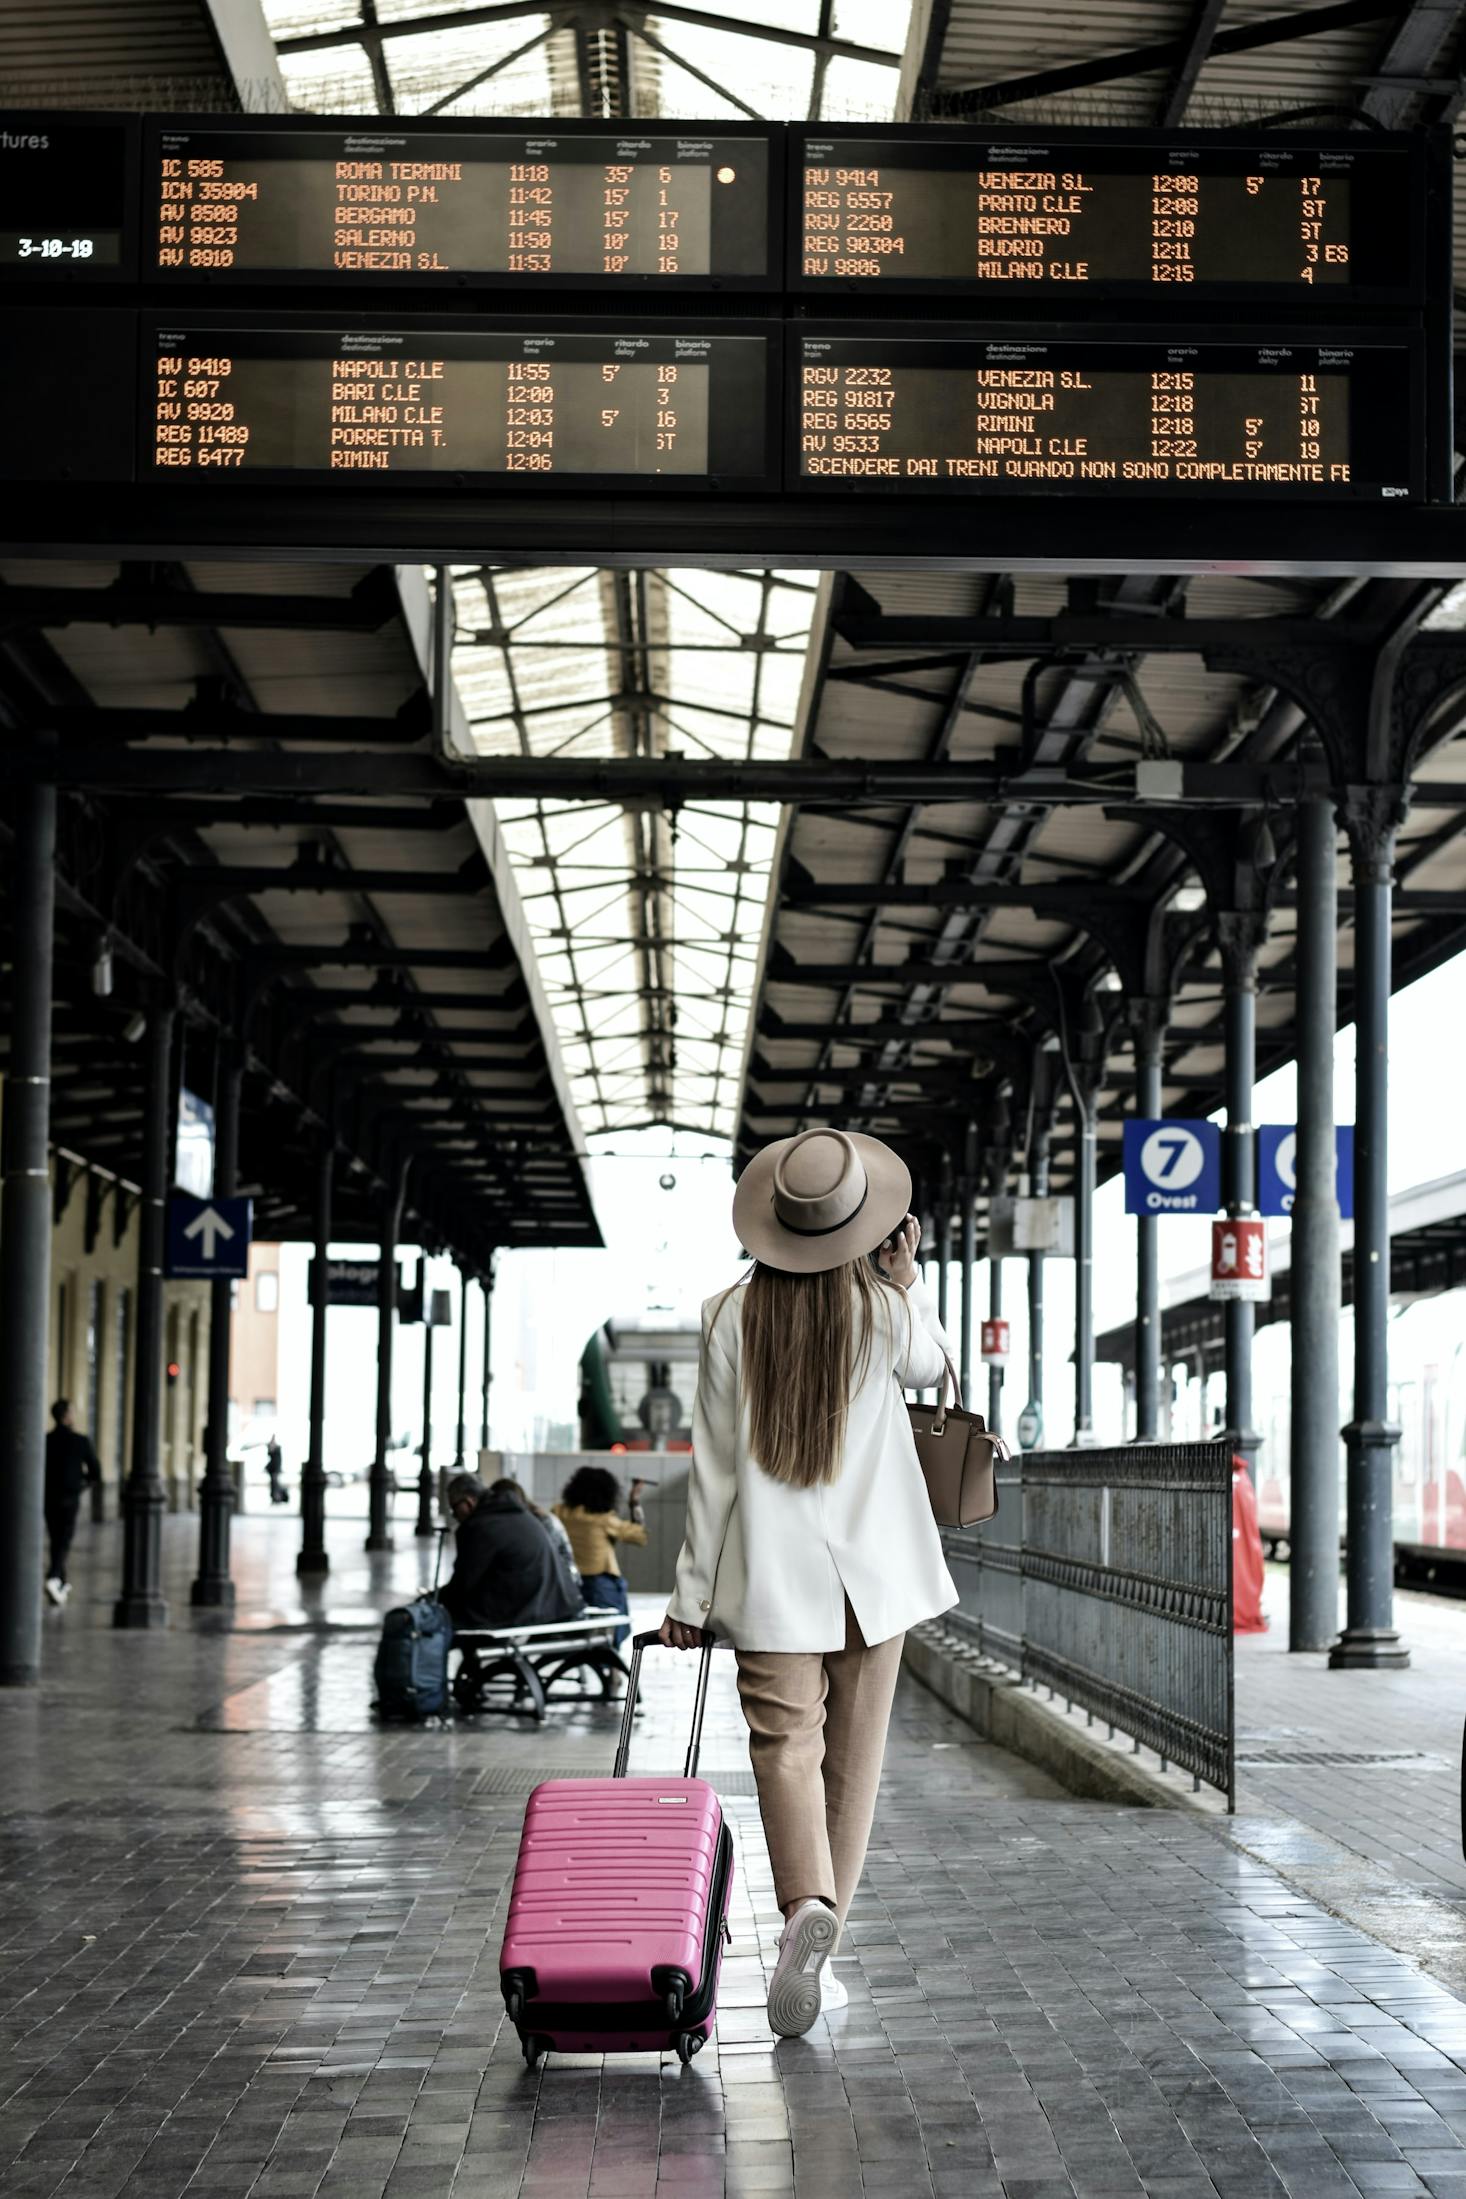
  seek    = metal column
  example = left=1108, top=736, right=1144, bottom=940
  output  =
left=958, top=1180, right=977, bottom=1403
left=0, top=778, right=56, bottom=1685
left=416, top=1266, right=437, bottom=1537
left=935, top=1187, right=951, bottom=1331
left=454, top=1264, right=469, bottom=1475
left=367, top=1161, right=406, bottom=1553
left=1132, top=1008, right=1165, bottom=1441
left=190, top=1044, right=241, bottom=1608
left=1027, top=1114, right=1050, bottom=1444
left=297, top=1137, right=333, bottom=1577
left=987, top=1256, right=1004, bottom=1435
left=1289, top=796, right=1342, bottom=1652
left=1219, top=918, right=1261, bottom=1481
left=480, top=1264, right=494, bottom=1454
left=1072, top=1084, right=1096, bottom=1444
left=1331, top=807, right=1408, bottom=1667
left=114, top=1001, right=175, bottom=1629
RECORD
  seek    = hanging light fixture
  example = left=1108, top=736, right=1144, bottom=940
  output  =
left=90, top=933, right=113, bottom=997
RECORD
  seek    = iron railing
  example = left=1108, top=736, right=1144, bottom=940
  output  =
left=940, top=1441, right=1235, bottom=1805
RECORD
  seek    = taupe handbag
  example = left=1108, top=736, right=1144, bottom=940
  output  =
left=907, top=1354, right=1005, bottom=1529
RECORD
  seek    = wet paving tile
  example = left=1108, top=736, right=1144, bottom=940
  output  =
left=0, top=1519, right=1464, bottom=2197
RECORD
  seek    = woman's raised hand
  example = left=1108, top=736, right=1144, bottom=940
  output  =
left=877, top=1213, right=921, bottom=1289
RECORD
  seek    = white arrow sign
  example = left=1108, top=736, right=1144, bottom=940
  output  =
left=182, top=1205, right=236, bottom=1261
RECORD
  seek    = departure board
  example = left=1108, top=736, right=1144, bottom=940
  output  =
left=143, top=321, right=776, bottom=485
left=792, top=129, right=1423, bottom=303
left=145, top=119, right=775, bottom=288
left=0, top=113, right=136, bottom=278
left=792, top=330, right=1421, bottom=500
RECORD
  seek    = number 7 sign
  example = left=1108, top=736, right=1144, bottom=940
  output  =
left=1122, top=1118, right=1222, bottom=1215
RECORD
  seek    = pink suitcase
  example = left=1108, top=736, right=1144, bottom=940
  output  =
left=499, top=1630, right=733, bottom=2068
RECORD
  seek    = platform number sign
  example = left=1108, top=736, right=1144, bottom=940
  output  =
left=1122, top=1119, right=1222, bottom=1215
left=1257, top=1125, right=1355, bottom=1219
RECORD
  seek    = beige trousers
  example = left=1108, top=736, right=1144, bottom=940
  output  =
left=734, top=1598, right=903, bottom=1924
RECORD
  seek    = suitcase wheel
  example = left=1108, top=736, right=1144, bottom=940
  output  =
left=663, top=1984, right=685, bottom=2025
left=505, top=1982, right=526, bottom=2026
left=522, top=2033, right=546, bottom=2071
left=675, top=2031, right=704, bottom=2065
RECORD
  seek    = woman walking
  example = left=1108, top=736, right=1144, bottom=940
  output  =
left=660, top=1127, right=957, bottom=2038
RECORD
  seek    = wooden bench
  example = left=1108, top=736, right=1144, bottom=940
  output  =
left=451, top=1611, right=629, bottom=1722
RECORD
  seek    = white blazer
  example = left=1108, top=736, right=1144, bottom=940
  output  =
left=666, top=1273, right=959, bottom=1652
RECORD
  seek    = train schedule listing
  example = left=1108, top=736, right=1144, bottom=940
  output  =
left=147, top=123, right=772, bottom=285
left=144, top=323, right=774, bottom=485
left=793, top=133, right=1418, bottom=301
left=792, top=334, right=1420, bottom=500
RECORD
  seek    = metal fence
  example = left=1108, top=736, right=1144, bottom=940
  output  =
left=940, top=1441, right=1235, bottom=1804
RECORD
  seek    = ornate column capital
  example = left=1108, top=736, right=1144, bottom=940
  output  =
left=1336, top=782, right=1405, bottom=886
left=1215, top=907, right=1269, bottom=993
left=1125, top=992, right=1169, bottom=1066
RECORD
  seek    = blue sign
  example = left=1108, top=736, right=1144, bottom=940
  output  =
left=1122, top=1118, right=1222, bottom=1215
left=1257, top=1126, right=1355, bottom=1219
left=165, top=1192, right=253, bottom=1279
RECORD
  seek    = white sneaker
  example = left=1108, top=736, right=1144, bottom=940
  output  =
left=44, top=1577, right=64, bottom=1606
left=821, top=1968, right=849, bottom=2014
left=767, top=1899, right=839, bottom=2038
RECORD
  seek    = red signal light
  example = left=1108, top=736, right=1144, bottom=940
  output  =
left=166, top=1361, right=181, bottom=1382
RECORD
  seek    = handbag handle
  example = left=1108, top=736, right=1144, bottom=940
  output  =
left=932, top=1352, right=963, bottom=1435
left=899, top=1353, right=965, bottom=1433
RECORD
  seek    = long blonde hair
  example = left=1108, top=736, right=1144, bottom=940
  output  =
left=714, top=1258, right=905, bottom=1488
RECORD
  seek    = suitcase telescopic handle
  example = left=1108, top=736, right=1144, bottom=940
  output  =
left=612, top=1627, right=717, bottom=1780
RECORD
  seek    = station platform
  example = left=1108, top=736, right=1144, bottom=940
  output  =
left=2, top=1514, right=1465, bottom=2199
left=1236, top=1567, right=1466, bottom=1879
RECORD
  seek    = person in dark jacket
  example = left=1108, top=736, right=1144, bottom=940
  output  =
left=438, top=1473, right=581, bottom=1632
left=44, top=1400, right=102, bottom=1606
left=265, top=1436, right=289, bottom=1505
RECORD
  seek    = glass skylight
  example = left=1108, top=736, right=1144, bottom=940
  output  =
left=259, top=3, right=913, bottom=1135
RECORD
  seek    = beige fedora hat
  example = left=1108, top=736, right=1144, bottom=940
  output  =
left=732, top=1127, right=912, bottom=1275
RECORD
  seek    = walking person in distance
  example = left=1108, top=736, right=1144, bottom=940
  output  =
left=660, top=1128, right=958, bottom=2038
left=44, top=1400, right=103, bottom=1605
left=265, top=1433, right=289, bottom=1505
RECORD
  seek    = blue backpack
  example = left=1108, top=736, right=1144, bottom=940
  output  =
left=374, top=1595, right=451, bottom=1719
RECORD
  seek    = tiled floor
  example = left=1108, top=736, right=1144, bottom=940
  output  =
left=1234, top=1570, right=1466, bottom=1899
left=3, top=1510, right=1466, bottom=2198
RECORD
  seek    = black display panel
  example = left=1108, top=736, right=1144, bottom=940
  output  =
left=143, top=318, right=778, bottom=487
left=791, top=127, right=1426, bottom=304
left=145, top=117, right=777, bottom=289
left=791, top=328, right=1423, bottom=500
left=0, top=113, right=137, bottom=280
left=0, top=310, right=136, bottom=479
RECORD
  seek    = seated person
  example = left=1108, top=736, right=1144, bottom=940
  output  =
left=439, top=1473, right=581, bottom=1634
left=553, top=1466, right=648, bottom=1648
left=488, top=1476, right=582, bottom=1593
